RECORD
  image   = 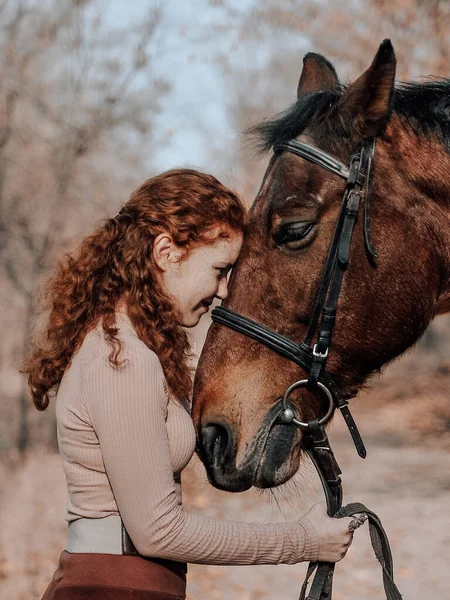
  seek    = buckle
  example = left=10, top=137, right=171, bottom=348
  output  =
left=313, top=344, right=329, bottom=359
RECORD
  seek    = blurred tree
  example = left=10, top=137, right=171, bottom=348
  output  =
left=0, top=0, right=169, bottom=452
left=252, top=0, right=449, bottom=76
left=226, top=0, right=449, bottom=197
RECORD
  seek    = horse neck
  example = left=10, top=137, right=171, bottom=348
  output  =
left=418, top=143, right=450, bottom=315
left=384, top=119, right=450, bottom=314
left=436, top=196, right=450, bottom=314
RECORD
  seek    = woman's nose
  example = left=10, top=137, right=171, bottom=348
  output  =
left=216, top=278, right=228, bottom=300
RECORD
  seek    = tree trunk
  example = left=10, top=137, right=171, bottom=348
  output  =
left=17, top=386, right=29, bottom=453
left=17, top=297, right=34, bottom=454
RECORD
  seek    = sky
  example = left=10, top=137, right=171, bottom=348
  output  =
left=104, top=0, right=255, bottom=179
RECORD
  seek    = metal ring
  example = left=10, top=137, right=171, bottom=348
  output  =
left=281, top=380, right=334, bottom=429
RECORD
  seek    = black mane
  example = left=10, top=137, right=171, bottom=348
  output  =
left=251, top=79, right=450, bottom=153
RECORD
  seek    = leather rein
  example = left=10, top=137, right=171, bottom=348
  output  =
left=210, top=139, right=403, bottom=600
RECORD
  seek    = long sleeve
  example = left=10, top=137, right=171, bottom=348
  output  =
left=82, top=339, right=319, bottom=566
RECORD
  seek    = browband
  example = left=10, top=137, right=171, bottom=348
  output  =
left=274, top=140, right=350, bottom=180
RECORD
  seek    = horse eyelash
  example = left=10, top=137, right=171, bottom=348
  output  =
left=278, top=223, right=314, bottom=243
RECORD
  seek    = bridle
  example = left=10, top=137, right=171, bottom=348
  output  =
left=212, top=138, right=377, bottom=459
left=209, top=139, right=403, bottom=600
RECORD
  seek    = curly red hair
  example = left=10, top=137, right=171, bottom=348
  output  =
left=23, top=169, right=247, bottom=410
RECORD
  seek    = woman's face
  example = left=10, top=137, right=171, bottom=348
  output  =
left=154, top=230, right=243, bottom=327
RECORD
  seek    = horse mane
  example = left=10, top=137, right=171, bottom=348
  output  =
left=250, top=79, right=450, bottom=154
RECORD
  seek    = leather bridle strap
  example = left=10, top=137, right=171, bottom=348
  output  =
left=211, top=138, right=378, bottom=459
left=298, top=420, right=402, bottom=600
left=336, top=504, right=403, bottom=600
left=300, top=502, right=404, bottom=600
left=300, top=421, right=343, bottom=600
left=275, top=139, right=376, bottom=357
left=212, top=306, right=345, bottom=406
left=283, top=417, right=401, bottom=600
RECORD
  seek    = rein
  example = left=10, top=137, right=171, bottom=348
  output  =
left=211, top=139, right=403, bottom=600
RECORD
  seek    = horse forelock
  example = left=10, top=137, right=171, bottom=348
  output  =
left=247, top=89, right=342, bottom=156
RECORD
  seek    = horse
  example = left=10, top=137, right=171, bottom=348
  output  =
left=192, top=40, right=450, bottom=494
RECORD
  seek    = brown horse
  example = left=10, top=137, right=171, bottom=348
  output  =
left=192, top=40, right=450, bottom=493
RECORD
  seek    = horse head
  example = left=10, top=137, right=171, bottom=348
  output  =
left=193, top=40, right=450, bottom=492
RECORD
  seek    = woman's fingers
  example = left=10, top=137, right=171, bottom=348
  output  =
left=304, top=504, right=369, bottom=563
left=348, top=513, right=368, bottom=532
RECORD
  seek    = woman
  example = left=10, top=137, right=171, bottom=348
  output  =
left=24, top=169, right=355, bottom=600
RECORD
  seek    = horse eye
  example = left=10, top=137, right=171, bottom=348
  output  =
left=274, top=222, right=316, bottom=249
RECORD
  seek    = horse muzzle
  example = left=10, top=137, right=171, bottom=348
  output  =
left=197, top=400, right=302, bottom=491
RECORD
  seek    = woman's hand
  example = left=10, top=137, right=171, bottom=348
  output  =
left=304, top=502, right=355, bottom=563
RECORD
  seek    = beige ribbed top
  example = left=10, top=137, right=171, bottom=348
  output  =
left=56, top=313, right=319, bottom=565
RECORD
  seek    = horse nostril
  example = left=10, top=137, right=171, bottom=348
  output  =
left=201, top=423, right=232, bottom=469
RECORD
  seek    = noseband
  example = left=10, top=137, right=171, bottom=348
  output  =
left=210, top=139, right=403, bottom=600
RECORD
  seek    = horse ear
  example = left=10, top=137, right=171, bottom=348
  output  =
left=339, top=39, right=396, bottom=139
left=297, top=53, right=339, bottom=99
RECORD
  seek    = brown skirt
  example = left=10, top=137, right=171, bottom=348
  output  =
left=41, top=550, right=187, bottom=600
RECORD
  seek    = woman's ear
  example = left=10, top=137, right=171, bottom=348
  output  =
left=153, top=233, right=183, bottom=270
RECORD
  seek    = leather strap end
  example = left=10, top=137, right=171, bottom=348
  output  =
left=339, top=404, right=367, bottom=458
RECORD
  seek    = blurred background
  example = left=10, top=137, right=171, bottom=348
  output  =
left=0, top=0, right=449, bottom=598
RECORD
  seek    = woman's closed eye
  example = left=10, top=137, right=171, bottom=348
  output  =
left=215, top=266, right=232, bottom=280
